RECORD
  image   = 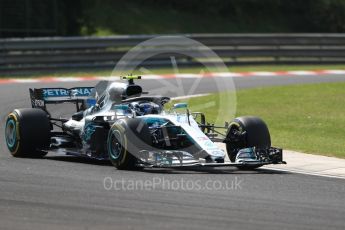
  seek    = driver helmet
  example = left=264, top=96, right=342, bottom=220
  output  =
left=130, top=102, right=162, bottom=116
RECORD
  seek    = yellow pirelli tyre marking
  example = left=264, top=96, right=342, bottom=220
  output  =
left=120, top=132, right=128, bottom=164
left=116, top=123, right=126, bottom=133
left=7, top=113, right=20, bottom=154
left=229, top=121, right=241, bottom=130
left=110, top=123, right=128, bottom=164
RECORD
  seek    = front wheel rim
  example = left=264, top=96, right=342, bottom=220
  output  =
left=108, top=130, right=123, bottom=160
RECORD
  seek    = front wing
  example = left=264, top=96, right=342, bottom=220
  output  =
left=135, top=147, right=286, bottom=168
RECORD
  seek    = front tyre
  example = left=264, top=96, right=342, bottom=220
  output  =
left=225, top=116, right=271, bottom=170
left=107, top=123, right=137, bottom=170
left=5, top=109, right=51, bottom=157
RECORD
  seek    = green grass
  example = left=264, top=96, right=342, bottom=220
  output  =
left=3, top=64, right=345, bottom=78
left=171, top=82, right=345, bottom=158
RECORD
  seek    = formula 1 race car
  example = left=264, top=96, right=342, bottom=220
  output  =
left=5, top=75, right=285, bottom=170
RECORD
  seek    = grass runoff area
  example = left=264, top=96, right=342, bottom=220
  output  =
left=172, top=82, right=345, bottom=159
left=3, top=64, right=345, bottom=78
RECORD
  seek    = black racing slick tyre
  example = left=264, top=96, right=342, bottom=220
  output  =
left=107, top=123, right=136, bottom=170
left=5, top=108, right=51, bottom=158
left=107, top=119, right=151, bottom=170
left=225, top=116, right=271, bottom=170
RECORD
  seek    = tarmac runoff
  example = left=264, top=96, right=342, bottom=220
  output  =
left=216, top=143, right=345, bottom=179
left=263, top=150, right=345, bottom=179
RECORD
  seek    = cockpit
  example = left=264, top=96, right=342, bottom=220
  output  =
left=72, top=76, right=170, bottom=121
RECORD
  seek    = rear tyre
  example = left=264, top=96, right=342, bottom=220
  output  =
left=5, top=108, right=51, bottom=158
left=225, top=116, right=271, bottom=170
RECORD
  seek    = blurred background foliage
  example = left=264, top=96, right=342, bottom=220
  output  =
left=1, top=0, right=345, bottom=37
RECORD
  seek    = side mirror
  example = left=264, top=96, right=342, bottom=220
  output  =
left=173, top=103, right=188, bottom=109
left=113, top=104, right=129, bottom=110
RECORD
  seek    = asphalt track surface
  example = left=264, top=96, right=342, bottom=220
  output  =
left=1, top=74, right=345, bottom=230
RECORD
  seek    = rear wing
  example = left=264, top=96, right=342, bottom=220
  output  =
left=29, top=87, right=95, bottom=112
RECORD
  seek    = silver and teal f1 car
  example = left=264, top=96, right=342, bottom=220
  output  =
left=5, top=76, right=285, bottom=170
